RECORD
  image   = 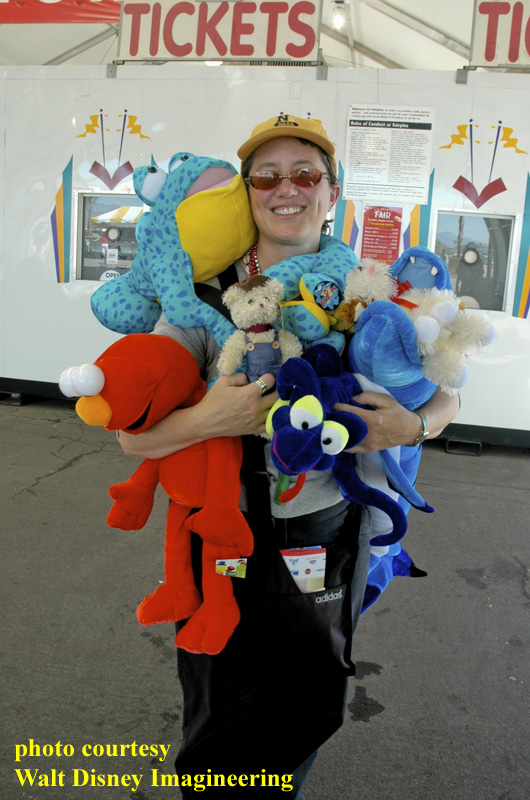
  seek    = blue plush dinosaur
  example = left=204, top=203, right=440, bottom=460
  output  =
left=346, top=246, right=495, bottom=403
left=266, top=344, right=433, bottom=546
left=265, top=343, right=432, bottom=609
left=90, top=152, right=257, bottom=347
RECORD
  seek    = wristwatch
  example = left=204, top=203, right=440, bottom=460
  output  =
left=406, top=410, right=429, bottom=447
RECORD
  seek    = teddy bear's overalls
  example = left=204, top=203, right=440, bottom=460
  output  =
left=244, top=331, right=283, bottom=382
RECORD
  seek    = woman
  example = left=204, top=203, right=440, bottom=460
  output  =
left=120, top=114, right=459, bottom=797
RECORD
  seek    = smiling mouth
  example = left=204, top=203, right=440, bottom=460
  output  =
left=125, top=402, right=151, bottom=430
left=273, top=206, right=304, bottom=216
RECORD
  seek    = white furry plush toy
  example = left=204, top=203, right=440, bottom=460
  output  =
left=334, top=258, right=399, bottom=331
left=400, top=288, right=496, bottom=392
left=217, top=274, right=302, bottom=381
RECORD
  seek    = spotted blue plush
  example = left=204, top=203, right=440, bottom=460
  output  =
left=90, top=152, right=254, bottom=348
left=91, top=151, right=359, bottom=353
left=268, top=234, right=359, bottom=350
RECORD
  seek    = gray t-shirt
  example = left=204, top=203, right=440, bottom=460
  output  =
left=153, top=271, right=344, bottom=518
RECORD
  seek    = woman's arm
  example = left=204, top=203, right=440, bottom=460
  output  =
left=119, top=371, right=278, bottom=460
left=338, top=386, right=460, bottom=454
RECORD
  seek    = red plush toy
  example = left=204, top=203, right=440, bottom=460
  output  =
left=59, top=334, right=253, bottom=655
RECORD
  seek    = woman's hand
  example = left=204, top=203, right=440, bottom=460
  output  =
left=198, top=372, right=278, bottom=438
left=336, top=386, right=460, bottom=454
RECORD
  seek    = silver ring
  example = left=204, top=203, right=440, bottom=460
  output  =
left=255, top=377, right=268, bottom=395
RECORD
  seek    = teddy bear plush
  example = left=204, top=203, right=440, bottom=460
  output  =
left=217, top=274, right=302, bottom=380
left=59, top=334, right=254, bottom=655
left=90, top=152, right=256, bottom=348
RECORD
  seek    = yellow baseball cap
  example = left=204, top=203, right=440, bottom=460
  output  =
left=237, top=113, right=336, bottom=171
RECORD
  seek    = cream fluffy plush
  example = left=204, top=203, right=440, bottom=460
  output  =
left=398, top=286, right=496, bottom=392
left=217, top=275, right=302, bottom=377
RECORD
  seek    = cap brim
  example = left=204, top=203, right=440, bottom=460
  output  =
left=237, top=127, right=335, bottom=163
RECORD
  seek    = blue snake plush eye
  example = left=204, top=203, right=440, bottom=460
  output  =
left=321, top=421, right=349, bottom=455
left=290, top=396, right=323, bottom=431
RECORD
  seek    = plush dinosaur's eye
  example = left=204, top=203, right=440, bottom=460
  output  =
left=290, top=396, right=323, bottom=431
left=321, top=421, right=349, bottom=455
left=248, top=299, right=255, bottom=305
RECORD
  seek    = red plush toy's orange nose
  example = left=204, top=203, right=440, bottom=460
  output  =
left=76, top=394, right=112, bottom=427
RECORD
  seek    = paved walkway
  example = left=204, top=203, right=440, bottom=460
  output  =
left=2, top=398, right=529, bottom=800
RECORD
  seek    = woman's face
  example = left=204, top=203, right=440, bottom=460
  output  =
left=246, top=137, right=340, bottom=256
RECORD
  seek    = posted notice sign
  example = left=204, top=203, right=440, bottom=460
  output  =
left=343, top=104, right=434, bottom=206
left=360, top=205, right=402, bottom=265
left=118, top=0, right=323, bottom=61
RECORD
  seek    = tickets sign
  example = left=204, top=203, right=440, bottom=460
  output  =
left=117, top=0, right=322, bottom=61
left=471, top=0, right=530, bottom=66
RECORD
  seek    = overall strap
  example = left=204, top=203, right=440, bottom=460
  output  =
left=194, top=263, right=239, bottom=321
left=241, top=435, right=273, bottom=529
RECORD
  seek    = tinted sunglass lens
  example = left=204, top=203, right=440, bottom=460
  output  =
left=291, top=169, right=322, bottom=187
left=250, top=175, right=278, bottom=189
left=249, top=169, right=324, bottom=189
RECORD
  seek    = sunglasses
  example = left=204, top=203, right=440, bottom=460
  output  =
left=245, top=168, right=329, bottom=190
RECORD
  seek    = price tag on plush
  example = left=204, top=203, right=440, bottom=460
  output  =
left=215, top=559, right=248, bottom=579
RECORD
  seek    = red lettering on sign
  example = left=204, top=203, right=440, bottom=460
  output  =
left=150, top=2, right=161, bottom=56
left=163, top=2, right=194, bottom=56
left=231, top=2, right=256, bottom=56
left=525, top=15, right=530, bottom=56
left=286, top=1, right=315, bottom=57
left=509, top=1, right=523, bottom=60
left=260, top=2, right=288, bottom=56
left=196, top=1, right=229, bottom=56
left=124, top=3, right=151, bottom=56
left=121, top=0, right=319, bottom=61
left=478, top=1, right=510, bottom=61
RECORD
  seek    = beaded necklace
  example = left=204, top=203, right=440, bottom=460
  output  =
left=247, top=243, right=261, bottom=275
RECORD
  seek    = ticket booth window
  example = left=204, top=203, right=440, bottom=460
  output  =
left=434, top=212, right=513, bottom=311
left=76, top=193, right=144, bottom=281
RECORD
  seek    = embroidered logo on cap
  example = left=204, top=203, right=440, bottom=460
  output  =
left=274, top=113, right=299, bottom=128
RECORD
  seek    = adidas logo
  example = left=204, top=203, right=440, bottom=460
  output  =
left=315, top=589, right=343, bottom=603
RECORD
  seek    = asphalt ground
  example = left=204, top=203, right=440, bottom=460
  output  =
left=2, top=397, right=529, bottom=800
